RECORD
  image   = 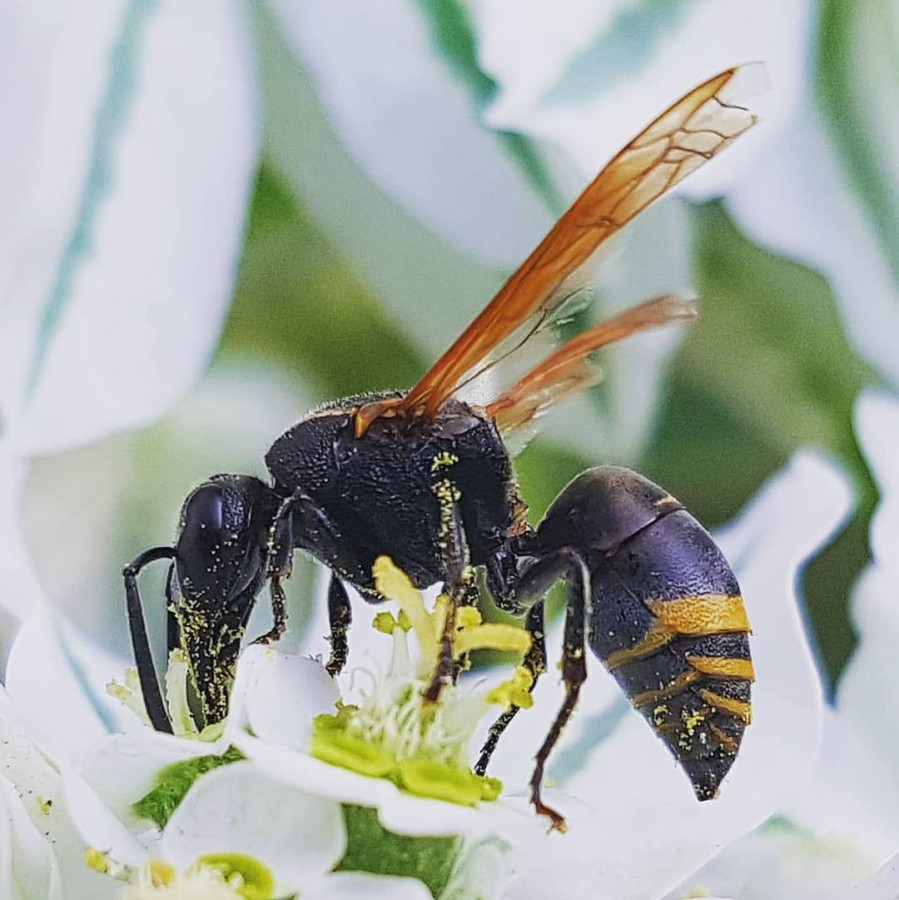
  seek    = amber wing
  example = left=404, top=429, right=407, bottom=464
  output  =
left=485, top=294, right=697, bottom=433
left=395, top=65, right=759, bottom=421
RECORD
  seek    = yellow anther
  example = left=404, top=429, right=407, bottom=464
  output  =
left=487, top=666, right=536, bottom=709
left=457, top=606, right=483, bottom=629
left=85, top=848, right=110, bottom=875
left=453, top=622, right=531, bottom=657
left=147, top=859, right=177, bottom=887
left=373, top=611, right=399, bottom=634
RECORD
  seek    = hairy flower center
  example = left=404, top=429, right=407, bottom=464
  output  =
left=311, top=557, right=532, bottom=806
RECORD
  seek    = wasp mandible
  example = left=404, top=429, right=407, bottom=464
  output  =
left=124, top=66, right=759, bottom=826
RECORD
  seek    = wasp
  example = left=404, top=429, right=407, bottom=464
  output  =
left=124, top=67, right=757, bottom=827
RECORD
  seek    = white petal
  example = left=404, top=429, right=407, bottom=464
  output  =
left=853, top=391, right=899, bottom=566
left=1, top=0, right=259, bottom=453
left=159, top=761, right=345, bottom=889
left=267, top=0, right=551, bottom=268
left=60, top=767, right=147, bottom=868
left=0, top=443, right=42, bottom=621
left=837, top=565, right=899, bottom=780
left=443, top=836, right=511, bottom=900
left=307, top=871, right=433, bottom=900
left=0, top=4, right=42, bottom=310
left=4, top=608, right=110, bottom=763
left=0, top=775, right=59, bottom=900
left=479, top=0, right=810, bottom=193
left=782, top=710, right=899, bottom=870
left=839, top=392, right=899, bottom=776
left=505, top=452, right=851, bottom=900
left=228, top=646, right=340, bottom=747
left=673, top=813, right=872, bottom=900
left=233, top=731, right=539, bottom=846
left=853, top=853, right=899, bottom=900
left=728, top=109, right=899, bottom=390
left=673, top=709, right=899, bottom=900
left=79, top=730, right=226, bottom=832
left=0, top=689, right=120, bottom=898
left=470, top=0, right=630, bottom=121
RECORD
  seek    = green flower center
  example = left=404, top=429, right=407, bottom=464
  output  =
left=310, top=557, right=531, bottom=807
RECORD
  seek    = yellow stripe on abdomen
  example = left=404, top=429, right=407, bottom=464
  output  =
left=645, top=594, right=750, bottom=636
left=699, top=688, right=752, bottom=724
left=686, top=655, right=755, bottom=681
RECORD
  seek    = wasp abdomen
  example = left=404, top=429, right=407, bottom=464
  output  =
left=587, top=499, right=752, bottom=800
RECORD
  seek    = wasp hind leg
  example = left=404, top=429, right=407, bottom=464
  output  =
left=424, top=503, right=474, bottom=703
left=479, top=547, right=589, bottom=828
left=529, top=553, right=589, bottom=831
left=475, top=600, right=546, bottom=775
left=476, top=547, right=580, bottom=775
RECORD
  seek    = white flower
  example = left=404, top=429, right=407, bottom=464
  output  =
left=79, top=756, right=430, bottom=899
left=669, top=391, right=899, bottom=899
left=0, top=685, right=119, bottom=899
left=1, top=614, right=432, bottom=898
left=0, top=2, right=259, bottom=625
left=232, top=567, right=537, bottom=842
left=0, top=441, right=855, bottom=899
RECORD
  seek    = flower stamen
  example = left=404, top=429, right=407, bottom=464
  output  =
left=310, top=557, right=532, bottom=807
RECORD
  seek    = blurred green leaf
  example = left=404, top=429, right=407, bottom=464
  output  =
left=819, top=0, right=899, bottom=286
left=221, top=167, right=426, bottom=398
left=415, top=0, right=562, bottom=213
left=648, top=202, right=875, bottom=512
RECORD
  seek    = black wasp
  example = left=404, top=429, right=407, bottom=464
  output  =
left=125, top=67, right=757, bottom=827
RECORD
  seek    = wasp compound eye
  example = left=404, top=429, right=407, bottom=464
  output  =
left=175, top=477, right=271, bottom=603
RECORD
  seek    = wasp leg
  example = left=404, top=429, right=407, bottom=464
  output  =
left=530, top=552, right=589, bottom=831
left=475, top=601, right=546, bottom=775
left=477, top=548, right=575, bottom=773
left=424, top=504, right=472, bottom=702
left=122, top=547, right=177, bottom=734
left=326, top=575, right=352, bottom=677
left=252, top=495, right=296, bottom=645
left=255, top=485, right=350, bottom=648
left=254, top=576, right=289, bottom=646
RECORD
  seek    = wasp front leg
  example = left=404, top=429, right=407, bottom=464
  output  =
left=424, top=501, right=473, bottom=702
left=325, top=575, right=352, bottom=677
left=251, top=497, right=295, bottom=646
left=475, top=600, right=546, bottom=775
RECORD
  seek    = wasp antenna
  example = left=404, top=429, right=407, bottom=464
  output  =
left=123, top=547, right=177, bottom=734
